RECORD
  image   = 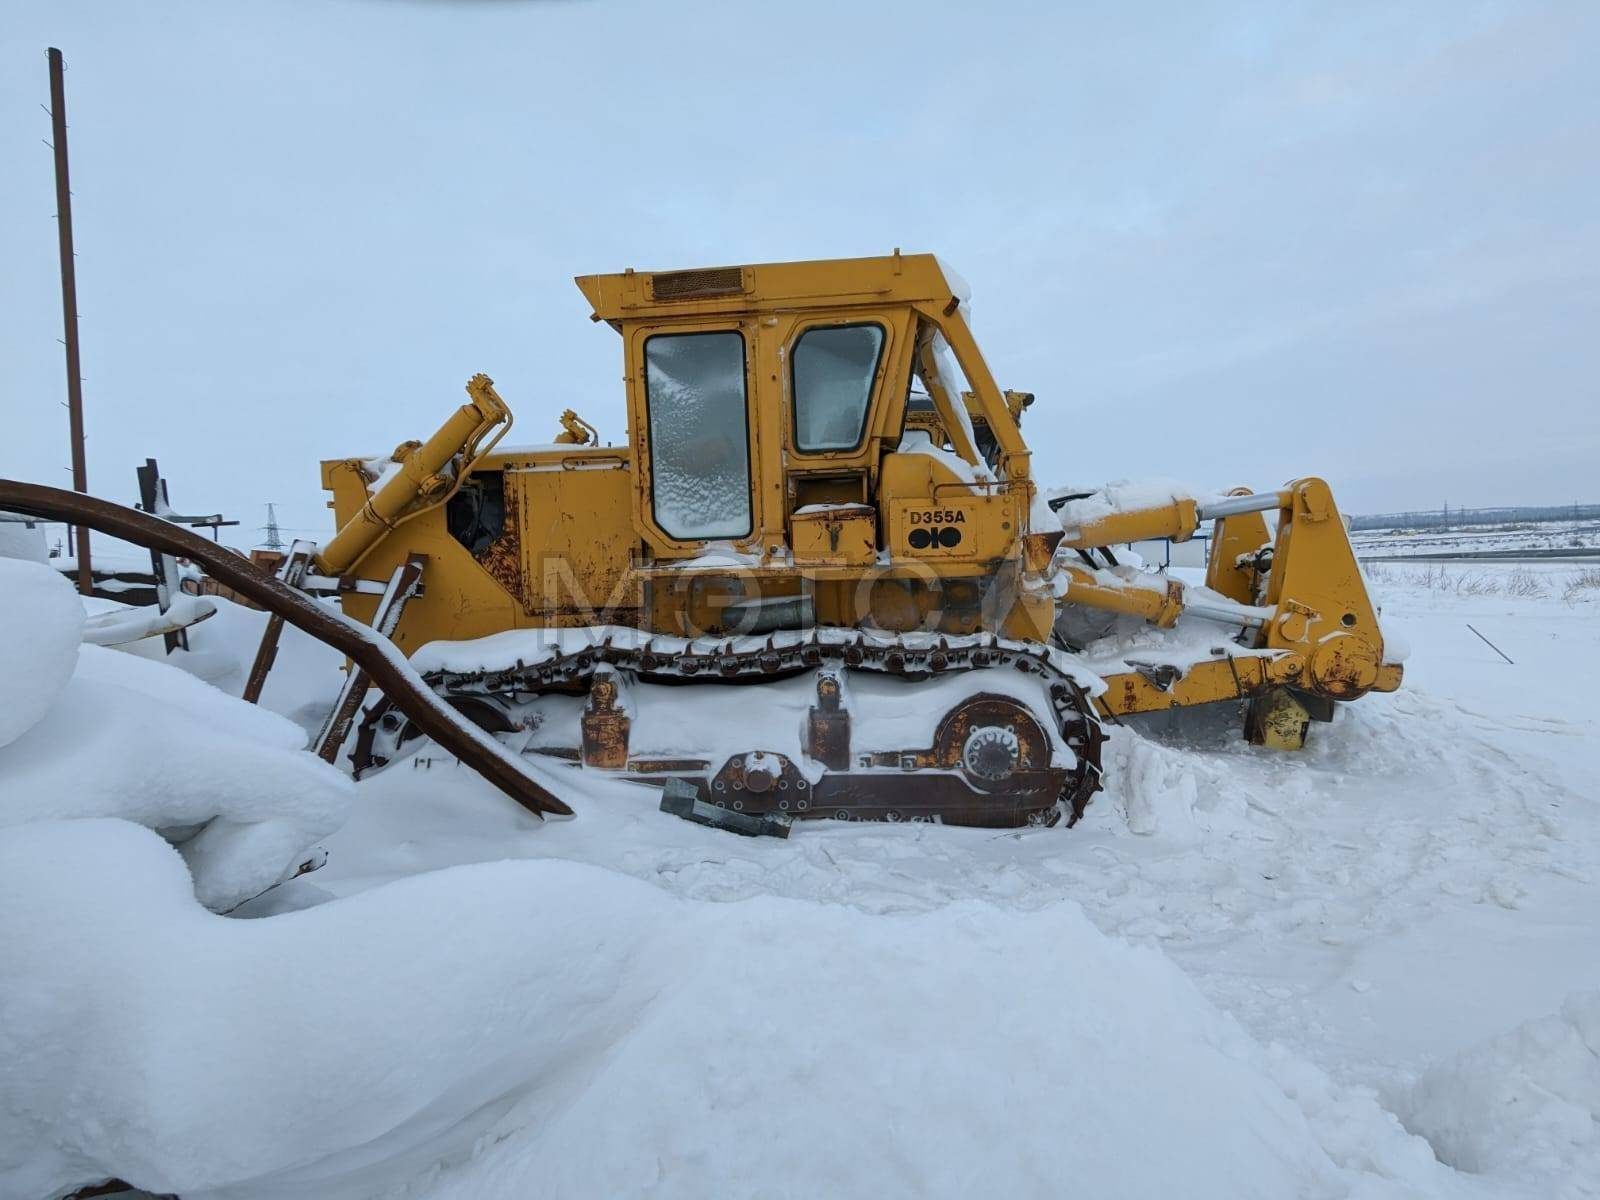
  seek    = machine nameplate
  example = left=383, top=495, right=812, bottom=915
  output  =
left=899, top=502, right=987, bottom=553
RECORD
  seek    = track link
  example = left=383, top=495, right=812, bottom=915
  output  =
left=354, top=629, right=1106, bottom=827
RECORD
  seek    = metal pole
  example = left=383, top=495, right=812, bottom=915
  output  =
left=1466, top=623, right=1515, bottom=665
left=48, top=47, right=93, bottom=597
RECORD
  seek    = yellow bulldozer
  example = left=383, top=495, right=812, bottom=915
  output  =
left=301, top=252, right=1400, bottom=828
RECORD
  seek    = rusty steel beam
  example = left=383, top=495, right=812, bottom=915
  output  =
left=312, top=554, right=426, bottom=762
left=0, top=479, right=573, bottom=818
left=47, top=48, right=94, bottom=597
left=136, top=459, right=186, bottom=653
left=241, top=609, right=287, bottom=701
left=242, top=547, right=311, bottom=704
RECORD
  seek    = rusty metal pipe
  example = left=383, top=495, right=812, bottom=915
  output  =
left=0, top=479, right=572, bottom=818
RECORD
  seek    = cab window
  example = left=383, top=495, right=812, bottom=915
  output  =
left=644, top=330, right=752, bottom=540
left=791, top=324, right=885, bottom=453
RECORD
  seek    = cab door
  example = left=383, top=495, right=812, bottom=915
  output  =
left=778, top=309, right=913, bottom=564
left=626, top=320, right=758, bottom=558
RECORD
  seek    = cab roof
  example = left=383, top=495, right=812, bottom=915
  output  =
left=574, top=252, right=961, bottom=323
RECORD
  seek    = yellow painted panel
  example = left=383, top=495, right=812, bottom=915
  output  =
left=791, top=506, right=876, bottom=566
left=515, top=464, right=638, bottom=623
left=885, top=496, right=1014, bottom=562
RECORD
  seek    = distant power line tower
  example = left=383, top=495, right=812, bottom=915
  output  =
left=261, top=503, right=285, bottom=552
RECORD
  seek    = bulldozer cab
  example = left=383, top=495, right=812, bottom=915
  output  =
left=575, top=253, right=1041, bottom=571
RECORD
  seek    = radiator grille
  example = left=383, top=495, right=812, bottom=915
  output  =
left=649, top=266, right=746, bottom=301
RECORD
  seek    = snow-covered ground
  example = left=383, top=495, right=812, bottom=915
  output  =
left=1352, top=518, right=1600, bottom=560
left=2, top=557, right=1597, bottom=1198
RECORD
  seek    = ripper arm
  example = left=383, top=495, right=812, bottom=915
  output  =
left=1048, top=478, right=1400, bottom=704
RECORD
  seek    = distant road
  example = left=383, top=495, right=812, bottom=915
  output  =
left=1357, top=547, right=1600, bottom=563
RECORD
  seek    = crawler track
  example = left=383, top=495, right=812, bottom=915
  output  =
left=355, top=628, right=1107, bottom=828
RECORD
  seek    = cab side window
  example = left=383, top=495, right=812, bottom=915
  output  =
left=792, top=324, right=885, bottom=453
left=644, top=330, right=752, bottom=539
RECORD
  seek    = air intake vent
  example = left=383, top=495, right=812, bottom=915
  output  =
left=649, top=266, right=746, bottom=301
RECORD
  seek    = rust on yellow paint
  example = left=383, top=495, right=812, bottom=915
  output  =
left=1204, top=488, right=1270, bottom=606
left=791, top=504, right=877, bottom=566
left=1246, top=688, right=1314, bottom=750
left=1096, top=652, right=1307, bottom=718
left=1062, top=565, right=1185, bottom=628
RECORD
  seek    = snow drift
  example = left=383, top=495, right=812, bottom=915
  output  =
left=1401, top=992, right=1600, bottom=1195
left=0, top=557, right=82, bottom=748
left=0, top=518, right=48, bottom=564
left=0, top=818, right=1455, bottom=1200
left=0, top=560, right=351, bottom=910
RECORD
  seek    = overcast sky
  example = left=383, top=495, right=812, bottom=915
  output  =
left=4, top=0, right=1597, bottom=546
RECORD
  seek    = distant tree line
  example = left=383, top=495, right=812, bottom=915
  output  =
left=1349, top=503, right=1600, bottom=531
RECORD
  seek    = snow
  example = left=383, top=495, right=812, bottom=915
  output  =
left=932, top=253, right=972, bottom=304
left=1, top=817, right=1458, bottom=1200
left=896, top=426, right=992, bottom=484
left=158, top=577, right=588, bottom=815
left=46, top=544, right=156, bottom=575
left=793, top=501, right=869, bottom=515
left=0, top=643, right=353, bottom=910
left=653, top=538, right=766, bottom=569
left=0, top=558, right=83, bottom=748
left=0, top=516, right=48, bottom=562
left=359, top=452, right=407, bottom=496
left=922, top=332, right=996, bottom=483
left=170, top=594, right=349, bottom=729
left=344, top=560, right=1598, bottom=1197
left=1028, top=482, right=1059, bottom=534
left=408, top=621, right=1104, bottom=694
left=1398, top=991, right=1600, bottom=1194
left=0, top=565, right=351, bottom=910
left=1353, top=519, right=1600, bottom=561
left=1052, top=476, right=1219, bottom=531
left=3, top=549, right=1599, bottom=1197
left=1077, top=607, right=1278, bottom=686
left=81, top=592, right=218, bottom=646
left=601, top=667, right=1077, bottom=777
left=492, top=442, right=591, bottom=456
